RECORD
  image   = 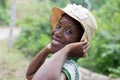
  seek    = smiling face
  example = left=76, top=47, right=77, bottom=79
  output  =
left=51, top=14, right=84, bottom=52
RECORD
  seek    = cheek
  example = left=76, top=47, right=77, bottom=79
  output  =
left=64, top=34, right=78, bottom=43
left=52, top=29, right=55, bottom=35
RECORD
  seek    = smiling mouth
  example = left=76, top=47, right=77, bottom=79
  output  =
left=52, top=39, right=62, bottom=44
left=51, top=37, right=64, bottom=47
left=52, top=36, right=64, bottom=43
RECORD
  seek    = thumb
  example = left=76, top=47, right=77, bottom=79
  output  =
left=47, top=43, right=51, bottom=49
left=81, top=39, right=87, bottom=42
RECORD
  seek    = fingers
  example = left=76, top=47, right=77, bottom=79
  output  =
left=81, top=39, right=86, bottom=42
left=82, top=43, right=89, bottom=57
left=79, top=39, right=89, bottom=57
left=80, top=40, right=88, bottom=45
left=47, top=43, right=51, bottom=49
left=81, top=39, right=87, bottom=42
left=46, top=43, right=53, bottom=53
left=83, top=42, right=89, bottom=49
left=84, top=45, right=89, bottom=53
left=79, top=40, right=89, bottom=49
left=83, top=53, right=88, bottom=57
left=71, top=39, right=88, bottom=50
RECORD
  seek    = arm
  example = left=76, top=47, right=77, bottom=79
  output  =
left=32, top=45, right=70, bottom=80
left=26, top=46, right=50, bottom=80
left=32, top=40, right=88, bottom=80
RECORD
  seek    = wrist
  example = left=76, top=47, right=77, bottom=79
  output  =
left=44, top=47, right=50, bottom=53
left=64, top=45, right=71, bottom=56
left=65, top=44, right=72, bottom=52
left=45, top=44, right=53, bottom=54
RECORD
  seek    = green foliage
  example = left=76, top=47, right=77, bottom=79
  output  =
left=109, top=66, right=120, bottom=78
left=90, top=0, right=108, bottom=10
left=50, top=0, right=69, bottom=8
left=16, top=26, right=50, bottom=56
left=15, top=0, right=54, bottom=56
left=0, top=0, right=9, bottom=25
left=0, top=0, right=7, bottom=8
left=78, top=0, right=120, bottom=78
left=70, top=0, right=86, bottom=6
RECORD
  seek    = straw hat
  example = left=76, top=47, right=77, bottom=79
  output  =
left=50, top=4, right=97, bottom=41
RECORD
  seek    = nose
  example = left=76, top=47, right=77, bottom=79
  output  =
left=54, top=28, right=63, bottom=38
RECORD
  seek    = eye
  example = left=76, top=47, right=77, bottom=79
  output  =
left=56, top=25, right=61, bottom=29
left=56, top=20, right=62, bottom=29
left=66, top=28, right=72, bottom=35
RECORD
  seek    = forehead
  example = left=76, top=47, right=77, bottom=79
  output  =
left=60, top=14, right=77, bottom=24
left=59, top=14, right=81, bottom=29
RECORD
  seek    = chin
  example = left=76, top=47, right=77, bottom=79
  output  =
left=51, top=44, right=65, bottom=53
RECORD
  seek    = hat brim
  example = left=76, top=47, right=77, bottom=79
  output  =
left=50, top=7, right=85, bottom=31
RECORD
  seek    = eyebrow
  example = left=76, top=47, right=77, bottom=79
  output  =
left=60, top=18, right=74, bottom=28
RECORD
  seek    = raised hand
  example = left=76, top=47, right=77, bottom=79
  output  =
left=65, top=39, right=89, bottom=58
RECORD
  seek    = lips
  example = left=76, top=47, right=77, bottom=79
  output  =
left=51, top=36, right=64, bottom=47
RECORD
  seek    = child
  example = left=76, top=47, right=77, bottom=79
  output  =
left=26, top=4, right=97, bottom=80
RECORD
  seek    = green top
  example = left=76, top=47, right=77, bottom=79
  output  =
left=62, top=59, right=81, bottom=80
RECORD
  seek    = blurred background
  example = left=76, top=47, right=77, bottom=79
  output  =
left=0, top=0, right=120, bottom=80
